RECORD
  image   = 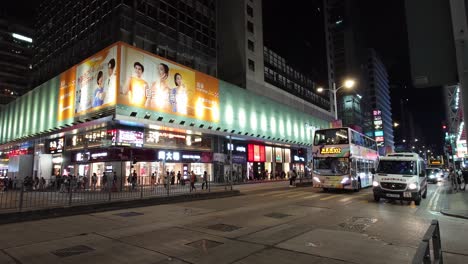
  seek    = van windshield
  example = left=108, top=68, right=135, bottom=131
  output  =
left=377, top=160, right=417, bottom=175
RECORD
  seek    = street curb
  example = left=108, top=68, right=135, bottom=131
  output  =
left=0, top=190, right=240, bottom=225
left=440, top=210, right=468, bottom=220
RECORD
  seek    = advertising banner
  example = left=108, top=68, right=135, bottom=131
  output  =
left=57, top=67, right=76, bottom=121
left=118, top=44, right=219, bottom=122
left=74, top=45, right=118, bottom=116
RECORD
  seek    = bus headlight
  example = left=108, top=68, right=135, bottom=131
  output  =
left=408, top=183, right=417, bottom=190
left=341, top=178, right=349, bottom=184
left=372, top=181, right=379, bottom=187
left=313, top=177, right=321, bottom=183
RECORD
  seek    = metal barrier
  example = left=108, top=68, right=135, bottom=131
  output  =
left=412, top=219, right=443, bottom=264
left=0, top=176, right=219, bottom=213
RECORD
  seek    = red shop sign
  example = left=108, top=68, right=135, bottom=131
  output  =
left=247, top=144, right=265, bottom=162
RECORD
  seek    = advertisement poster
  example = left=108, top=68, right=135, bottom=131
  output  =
left=118, top=44, right=219, bottom=122
left=74, top=46, right=118, bottom=116
left=57, top=66, right=76, bottom=121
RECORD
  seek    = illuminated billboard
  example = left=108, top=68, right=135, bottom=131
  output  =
left=118, top=44, right=219, bottom=122
left=75, top=46, right=118, bottom=116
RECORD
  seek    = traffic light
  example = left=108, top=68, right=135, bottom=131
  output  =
left=442, top=125, right=447, bottom=130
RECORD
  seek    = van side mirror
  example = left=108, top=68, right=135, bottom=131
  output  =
left=371, top=168, right=375, bottom=174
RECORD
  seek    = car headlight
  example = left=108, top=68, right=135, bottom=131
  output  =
left=313, top=177, right=321, bottom=183
left=341, top=178, right=349, bottom=184
left=372, top=181, right=379, bottom=187
left=408, top=183, right=417, bottom=190
left=429, top=175, right=436, bottom=179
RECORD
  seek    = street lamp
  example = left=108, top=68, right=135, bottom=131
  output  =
left=317, top=79, right=356, bottom=120
left=393, top=122, right=400, bottom=128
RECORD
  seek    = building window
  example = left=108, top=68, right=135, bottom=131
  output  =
left=247, top=21, right=254, bottom=33
left=248, top=59, right=255, bottom=71
left=248, top=40, right=254, bottom=51
left=247, top=5, right=253, bottom=17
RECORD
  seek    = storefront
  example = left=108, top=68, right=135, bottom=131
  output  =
left=291, top=148, right=307, bottom=178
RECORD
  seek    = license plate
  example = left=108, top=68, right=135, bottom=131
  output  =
left=386, top=193, right=400, bottom=198
left=403, top=192, right=412, bottom=198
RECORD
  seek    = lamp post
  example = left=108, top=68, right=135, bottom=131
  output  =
left=317, top=79, right=356, bottom=120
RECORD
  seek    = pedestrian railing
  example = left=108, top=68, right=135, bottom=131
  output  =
left=0, top=176, right=218, bottom=213
left=412, top=219, right=443, bottom=264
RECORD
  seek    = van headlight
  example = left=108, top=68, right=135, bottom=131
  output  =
left=372, top=181, right=379, bottom=187
left=408, top=183, right=417, bottom=190
left=313, top=177, right=321, bottom=183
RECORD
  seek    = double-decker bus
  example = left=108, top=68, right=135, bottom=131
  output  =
left=312, top=127, right=379, bottom=191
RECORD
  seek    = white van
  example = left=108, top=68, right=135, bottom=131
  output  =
left=372, top=153, right=428, bottom=205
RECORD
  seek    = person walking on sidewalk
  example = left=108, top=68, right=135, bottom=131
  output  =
left=190, top=171, right=197, bottom=192
left=462, top=168, right=468, bottom=191
left=202, top=171, right=208, bottom=190
left=449, top=168, right=459, bottom=192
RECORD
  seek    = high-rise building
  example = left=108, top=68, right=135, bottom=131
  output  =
left=0, top=19, right=33, bottom=105
left=33, top=0, right=217, bottom=87
left=365, top=48, right=394, bottom=153
left=324, top=0, right=368, bottom=129
left=217, top=0, right=332, bottom=121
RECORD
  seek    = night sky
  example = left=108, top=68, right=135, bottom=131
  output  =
left=2, top=1, right=445, bottom=154
left=263, top=0, right=445, bottom=154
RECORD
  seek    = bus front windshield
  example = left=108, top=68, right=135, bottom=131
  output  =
left=376, top=160, right=417, bottom=175
left=314, top=129, right=349, bottom=145
left=313, top=157, right=349, bottom=176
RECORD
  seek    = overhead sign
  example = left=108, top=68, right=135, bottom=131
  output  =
left=373, top=109, right=384, bottom=147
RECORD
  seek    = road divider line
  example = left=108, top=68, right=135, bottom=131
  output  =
left=319, top=195, right=341, bottom=201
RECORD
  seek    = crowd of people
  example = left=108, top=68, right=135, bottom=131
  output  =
left=448, top=167, right=468, bottom=192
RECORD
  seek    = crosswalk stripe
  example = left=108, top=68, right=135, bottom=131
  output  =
left=257, top=191, right=286, bottom=197
left=319, top=195, right=341, bottom=201
left=271, top=191, right=307, bottom=198
left=339, top=196, right=361, bottom=202
left=303, top=194, right=322, bottom=199
left=286, top=192, right=311, bottom=198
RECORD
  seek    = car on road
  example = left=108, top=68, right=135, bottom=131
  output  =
left=372, top=152, right=428, bottom=206
left=426, top=168, right=442, bottom=183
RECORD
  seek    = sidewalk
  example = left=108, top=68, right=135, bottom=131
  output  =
left=440, top=184, right=468, bottom=219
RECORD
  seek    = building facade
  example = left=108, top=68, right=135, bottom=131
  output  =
left=364, top=49, right=394, bottom=154
left=0, top=19, right=34, bottom=105
left=217, top=0, right=333, bottom=123
left=33, top=0, right=217, bottom=87
left=0, top=43, right=330, bottom=182
left=324, top=0, right=367, bottom=129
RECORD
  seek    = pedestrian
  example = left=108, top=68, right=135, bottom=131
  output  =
left=83, top=174, right=89, bottom=190
left=112, top=171, right=118, bottom=192
left=151, top=173, right=156, bottom=189
left=102, top=172, right=108, bottom=191
left=39, top=176, right=45, bottom=190
left=171, top=171, right=175, bottom=185
left=177, top=171, right=181, bottom=185
left=164, top=170, right=169, bottom=189
left=33, top=175, right=39, bottom=190
left=131, top=170, right=138, bottom=190
left=190, top=171, right=196, bottom=192
left=202, top=171, right=208, bottom=190
left=91, top=173, right=98, bottom=191
left=449, top=168, right=459, bottom=192
left=462, top=169, right=468, bottom=191
left=289, top=169, right=297, bottom=187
